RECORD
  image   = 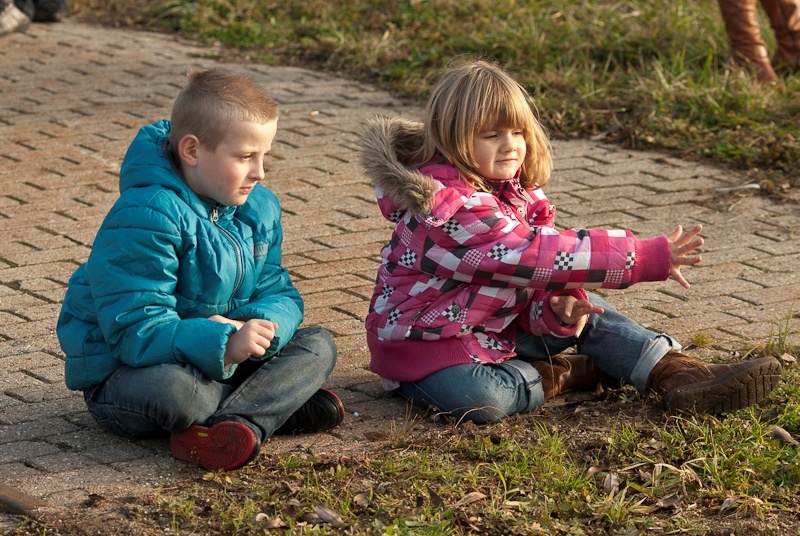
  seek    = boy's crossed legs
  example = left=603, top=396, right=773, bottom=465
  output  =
left=84, top=326, right=343, bottom=470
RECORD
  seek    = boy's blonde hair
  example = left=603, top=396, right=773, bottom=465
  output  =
left=412, top=59, right=552, bottom=191
left=169, top=68, right=279, bottom=151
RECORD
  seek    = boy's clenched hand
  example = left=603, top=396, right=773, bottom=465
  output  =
left=210, top=315, right=278, bottom=367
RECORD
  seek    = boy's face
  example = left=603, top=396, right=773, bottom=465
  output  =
left=472, top=126, right=527, bottom=181
left=184, top=119, right=278, bottom=206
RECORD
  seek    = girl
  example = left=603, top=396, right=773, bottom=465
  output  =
left=358, top=59, right=781, bottom=424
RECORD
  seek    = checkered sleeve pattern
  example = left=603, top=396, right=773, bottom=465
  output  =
left=382, top=191, right=640, bottom=291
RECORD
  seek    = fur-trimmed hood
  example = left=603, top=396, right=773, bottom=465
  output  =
left=358, top=116, right=437, bottom=216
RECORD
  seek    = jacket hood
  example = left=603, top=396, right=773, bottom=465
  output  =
left=359, top=116, right=437, bottom=216
left=119, top=120, right=212, bottom=218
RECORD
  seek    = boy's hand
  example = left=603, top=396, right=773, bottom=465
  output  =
left=208, top=314, right=245, bottom=330
left=221, top=319, right=278, bottom=367
left=549, top=295, right=604, bottom=337
left=667, top=224, right=703, bottom=289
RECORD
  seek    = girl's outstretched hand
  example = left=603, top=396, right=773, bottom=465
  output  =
left=667, top=224, right=703, bottom=288
left=550, top=295, right=604, bottom=338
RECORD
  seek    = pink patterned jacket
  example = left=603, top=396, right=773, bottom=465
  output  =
left=359, top=117, right=670, bottom=383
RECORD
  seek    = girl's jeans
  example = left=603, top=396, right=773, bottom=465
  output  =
left=83, top=326, right=337, bottom=443
left=397, top=293, right=679, bottom=424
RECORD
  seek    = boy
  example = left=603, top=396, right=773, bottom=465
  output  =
left=57, top=68, right=344, bottom=471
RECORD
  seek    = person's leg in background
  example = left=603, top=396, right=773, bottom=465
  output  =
left=717, top=0, right=780, bottom=82
left=0, top=0, right=31, bottom=36
left=760, top=0, right=800, bottom=73
left=15, top=0, right=66, bottom=22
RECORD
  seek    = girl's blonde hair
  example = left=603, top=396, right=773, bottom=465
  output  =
left=412, top=59, right=552, bottom=191
left=169, top=68, right=279, bottom=151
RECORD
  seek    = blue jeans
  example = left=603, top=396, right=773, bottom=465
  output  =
left=397, top=293, right=679, bottom=424
left=83, top=326, right=337, bottom=443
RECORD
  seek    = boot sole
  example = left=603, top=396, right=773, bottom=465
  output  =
left=170, top=422, right=257, bottom=471
left=664, top=357, right=782, bottom=415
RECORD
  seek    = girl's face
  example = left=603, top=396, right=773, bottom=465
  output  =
left=472, top=126, right=527, bottom=181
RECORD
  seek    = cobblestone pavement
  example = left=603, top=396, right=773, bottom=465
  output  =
left=0, top=19, right=798, bottom=521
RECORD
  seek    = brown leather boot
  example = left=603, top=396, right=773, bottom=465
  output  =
left=760, top=0, right=800, bottom=72
left=647, top=351, right=782, bottom=414
left=531, top=354, right=618, bottom=401
left=718, top=0, right=780, bottom=82
left=531, top=356, right=570, bottom=400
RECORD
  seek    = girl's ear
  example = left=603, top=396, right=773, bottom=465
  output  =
left=177, top=134, right=200, bottom=167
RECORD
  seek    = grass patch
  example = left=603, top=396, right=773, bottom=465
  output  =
left=68, top=0, right=800, bottom=200
left=14, top=396, right=800, bottom=534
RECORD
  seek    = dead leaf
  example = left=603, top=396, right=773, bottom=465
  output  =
left=353, top=492, right=370, bottom=508
left=364, top=431, right=387, bottom=441
left=453, top=491, right=487, bottom=507
left=587, top=466, right=604, bottom=476
left=282, top=498, right=301, bottom=517
left=253, top=513, right=283, bottom=528
left=263, top=517, right=283, bottom=528
left=638, top=468, right=652, bottom=483
left=281, top=480, right=301, bottom=494
left=766, top=425, right=800, bottom=445
left=720, top=496, right=737, bottom=514
left=645, top=438, right=664, bottom=452
left=314, top=504, right=344, bottom=527
left=780, top=353, right=797, bottom=364
left=502, top=500, right=529, bottom=509
left=299, top=512, right=322, bottom=524
left=646, top=495, right=683, bottom=513
left=603, top=473, right=619, bottom=495
left=427, top=486, right=445, bottom=507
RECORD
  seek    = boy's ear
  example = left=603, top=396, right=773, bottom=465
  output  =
left=177, top=134, right=200, bottom=167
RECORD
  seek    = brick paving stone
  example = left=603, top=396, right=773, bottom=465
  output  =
left=0, top=441, right=61, bottom=464
left=648, top=310, right=750, bottom=333
left=727, top=304, right=798, bottom=324
left=733, top=286, right=800, bottom=306
left=0, top=371, right=44, bottom=391
left=0, top=463, right=44, bottom=481
left=0, top=18, right=797, bottom=516
left=0, top=418, right=80, bottom=443
left=304, top=242, right=386, bottom=263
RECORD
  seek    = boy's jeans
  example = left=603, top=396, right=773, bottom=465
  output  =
left=83, top=326, right=337, bottom=443
left=397, top=293, right=679, bottom=424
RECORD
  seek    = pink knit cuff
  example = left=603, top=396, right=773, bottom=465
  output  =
left=631, top=235, right=671, bottom=284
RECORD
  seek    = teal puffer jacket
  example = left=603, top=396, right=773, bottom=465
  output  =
left=57, top=120, right=303, bottom=391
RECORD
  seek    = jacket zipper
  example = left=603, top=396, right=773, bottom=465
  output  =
left=210, top=204, right=243, bottom=311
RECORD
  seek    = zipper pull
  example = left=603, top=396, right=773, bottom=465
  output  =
left=210, top=205, right=220, bottom=223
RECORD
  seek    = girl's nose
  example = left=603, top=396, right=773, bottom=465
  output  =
left=500, top=135, right=515, bottom=151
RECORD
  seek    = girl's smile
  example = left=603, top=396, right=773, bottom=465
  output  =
left=472, top=127, right=527, bottom=181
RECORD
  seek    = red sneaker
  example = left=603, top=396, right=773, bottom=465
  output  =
left=170, top=421, right=259, bottom=471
